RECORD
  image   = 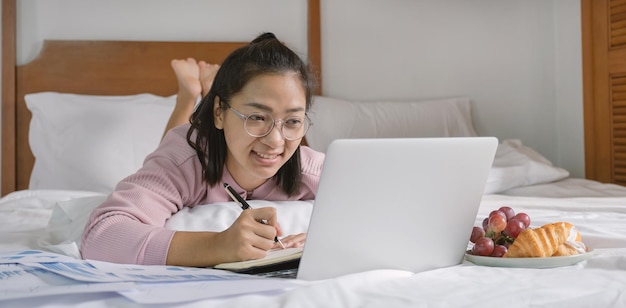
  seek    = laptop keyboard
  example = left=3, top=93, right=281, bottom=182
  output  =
left=255, top=268, right=298, bottom=279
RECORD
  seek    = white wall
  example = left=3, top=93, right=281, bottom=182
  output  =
left=554, top=0, right=584, bottom=178
left=321, top=0, right=583, bottom=177
left=16, top=0, right=309, bottom=64
left=5, top=0, right=585, bottom=177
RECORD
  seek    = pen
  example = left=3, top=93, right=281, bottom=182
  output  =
left=223, top=183, right=286, bottom=249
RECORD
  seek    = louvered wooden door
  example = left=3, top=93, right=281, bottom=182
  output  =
left=583, top=0, right=626, bottom=185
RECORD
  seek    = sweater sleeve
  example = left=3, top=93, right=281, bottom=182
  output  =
left=298, top=146, right=325, bottom=199
left=80, top=125, right=206, bottom=265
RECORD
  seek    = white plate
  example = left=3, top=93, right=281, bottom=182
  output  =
left=464, top=250, right=594, bottom=268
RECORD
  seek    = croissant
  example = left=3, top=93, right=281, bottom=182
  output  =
left=552, top=224, right=586, bottom=257
left=503, top=222, right=583, bottom=258
left=552, top=243, right=580, bottom=256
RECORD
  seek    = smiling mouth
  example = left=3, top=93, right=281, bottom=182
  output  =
left=254, top=151, right=280, bottom=159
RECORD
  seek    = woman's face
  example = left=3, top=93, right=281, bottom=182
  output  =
left=214, top=72, right=307, bottom=191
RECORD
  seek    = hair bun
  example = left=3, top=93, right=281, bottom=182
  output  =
left=251, top=32, right=278, bottom=44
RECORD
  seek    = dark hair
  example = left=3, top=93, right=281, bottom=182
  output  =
left=186, top=32, right=317, bottom=196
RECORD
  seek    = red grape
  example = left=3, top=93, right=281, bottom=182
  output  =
left=472, top=237, right=495, bottom=256
left=487, top=214, right=507, bottom=235
left=489, top=210, right=507, bottom=221
left=503, top=219, right=526, bottom=238
left=490, top=245, right=508, bottom=257
left=470, top=226, right=485, bottom=243
left=498, top=206, right=516, bottom=221
left=513, top=212, right=531, bottom=228
left=469, top=207, right=533, bottom=258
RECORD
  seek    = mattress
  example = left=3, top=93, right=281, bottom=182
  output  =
left=2, top=184, right=626, bottom=307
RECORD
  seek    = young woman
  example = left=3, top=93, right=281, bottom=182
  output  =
left=80, top=33, right=324, bottom=267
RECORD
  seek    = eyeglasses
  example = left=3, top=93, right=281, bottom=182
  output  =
left=224, top=102, right=312, bottom=141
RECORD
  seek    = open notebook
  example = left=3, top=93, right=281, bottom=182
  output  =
left=213, top=247, right=302, bottom=274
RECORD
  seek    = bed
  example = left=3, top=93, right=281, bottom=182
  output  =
left=2, top=1, right=626, bottom=307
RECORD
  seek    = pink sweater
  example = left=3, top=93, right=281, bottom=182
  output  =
left=80, top=124, right=325, bottom=265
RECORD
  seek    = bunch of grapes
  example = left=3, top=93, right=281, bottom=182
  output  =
left=468, top=206, right=531, bottom=257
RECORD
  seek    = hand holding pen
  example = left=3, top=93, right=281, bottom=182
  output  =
left=224, top=183, right=286, bottom=249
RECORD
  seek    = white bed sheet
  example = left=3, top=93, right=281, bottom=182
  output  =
left=1, top=187, right=626, bottom=307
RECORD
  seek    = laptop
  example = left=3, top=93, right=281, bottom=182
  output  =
left=292, top=137, right=498, bottom=280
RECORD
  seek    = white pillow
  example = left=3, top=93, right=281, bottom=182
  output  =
left=26, top=92, right=176, bottom=193
left=305, top=96, right=478, bottom=152
left=38, top=196, right=313, bottom=258
left=484, top=139, right=570, bottom=194
left=165, top=200, right=313, bottom=235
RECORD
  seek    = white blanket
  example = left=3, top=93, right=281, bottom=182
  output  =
left=1, top=189, right=626, bottom=307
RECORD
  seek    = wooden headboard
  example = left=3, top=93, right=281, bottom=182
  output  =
left=1, top=0, right=322, bottom=196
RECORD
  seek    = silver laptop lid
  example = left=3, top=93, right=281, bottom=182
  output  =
left=297, top=137, right=498, bottom=280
